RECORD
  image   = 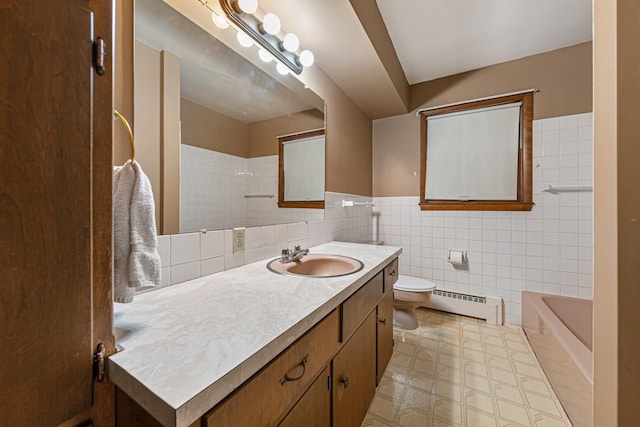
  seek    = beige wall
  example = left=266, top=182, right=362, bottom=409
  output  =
left=348, top=0, right=409, bottom=111
left=297, top=66, right=373, bottom=196
left=114, top=0, right=134, bottom=167
left=373, top=43, right=593, bottom=197
left=160, top=51, right=181, bottom=235
left=593, top=0, right=640, bottom=424
left=411, top=42, right=593, bottom=119
left=248, top=110, right=325, bottom=157
left=133, top=42, right=161, bottom=228
left=181, top=98, right=249, bottom=158
left=130, top=41, right=180, bottom=234
left=372, top=113, right=420, bottom=197
left=180, top=101, right=324, bottom=159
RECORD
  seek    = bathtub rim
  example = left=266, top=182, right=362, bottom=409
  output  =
left=522, top=291, right=593, bottom=386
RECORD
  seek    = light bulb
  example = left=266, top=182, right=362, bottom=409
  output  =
left=237, top=31, right=253, bottom=47
left=258, top=48, right=273, bottom=63
left=282, top=33, right=299, bottom=52
left=299, top=50, right=314, bottom=67
left=276, top=63, right=290, bottom=75
left=261, top=13, right=280, bottom=35
left=211, top=12, right=229, bottom=29
left=236, top=0, right=258, bottom=14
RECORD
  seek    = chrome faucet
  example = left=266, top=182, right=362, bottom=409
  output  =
left=279, top=245, right=309, bottom=263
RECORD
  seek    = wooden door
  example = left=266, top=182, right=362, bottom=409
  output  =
left=279, top=366, right=331, bottom=427
left=332, top=311, right=377, bottom=427
left=0, top=1, right=114, bottom=425
left=376, top=288, right=394, bottom=385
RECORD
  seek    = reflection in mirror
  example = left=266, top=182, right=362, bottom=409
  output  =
left=278, top=129, right=325, bottom=209
left=134, top=0, right=326, bottom=234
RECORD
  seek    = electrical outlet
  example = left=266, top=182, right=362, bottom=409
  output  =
left=233, top=227, right=245, bottom=253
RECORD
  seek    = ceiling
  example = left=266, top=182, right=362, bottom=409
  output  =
left=376, top=0, right=593, bottom=84
left=144, top=0, right=592, bottom=121
left=260, top=0, right=592, bottom=118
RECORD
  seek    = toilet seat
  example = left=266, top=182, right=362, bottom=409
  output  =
left=393, top=275, right=437, bottom=292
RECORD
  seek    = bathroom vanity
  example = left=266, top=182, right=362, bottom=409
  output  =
left=109, top=242, right=401, bottom=427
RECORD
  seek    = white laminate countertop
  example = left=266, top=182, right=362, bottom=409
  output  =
left=108, top=241, right=401, bottom=427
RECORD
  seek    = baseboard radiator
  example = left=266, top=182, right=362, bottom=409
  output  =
left=423, top=290, right=503, bottom=325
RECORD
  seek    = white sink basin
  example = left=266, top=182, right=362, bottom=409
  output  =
left=267, top=254, right=364, bottom=278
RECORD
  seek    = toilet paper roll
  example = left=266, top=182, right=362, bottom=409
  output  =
left=448, top=250, right=465, bottom=265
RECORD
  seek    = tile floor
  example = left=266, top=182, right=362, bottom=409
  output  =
left=362, top=308, right=572, bottom=427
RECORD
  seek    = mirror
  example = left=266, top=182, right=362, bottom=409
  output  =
left=134, top=0, right=326, bottom=234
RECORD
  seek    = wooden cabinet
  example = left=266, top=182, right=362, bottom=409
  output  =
left=117, top=258, right=398, bottom=427
left=332, top=310, right=377, bottom=427
left=384, top=257, right=399, bottom=292
left=205, top=310, right=340, bottom=427
left=341, top=272, right=384, bottom=341
left=1, top=1, right=115, bottom=425
left=279, top=367, right=331, bottom=427
left=376, top=286, right=394, bottom=385
left=377, top=259, right=397, bottom=384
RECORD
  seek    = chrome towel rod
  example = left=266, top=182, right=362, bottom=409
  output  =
left=244, top=193, right=274, bottom=198
left=342, top=200, right=375, bottom=208
left=542, top=184, right=593, bottom=194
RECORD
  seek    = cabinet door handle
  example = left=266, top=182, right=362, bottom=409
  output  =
left=379, top=318, right=386, bottom=325
left=280, top=355, right=308, bottom=385
left=389, top=270, right=396, bottom=277
left=340, top=376, right=349, bottom=389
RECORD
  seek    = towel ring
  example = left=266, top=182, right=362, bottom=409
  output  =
left=113, top=109, right=136, bottom=165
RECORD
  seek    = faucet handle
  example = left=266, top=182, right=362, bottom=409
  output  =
left=279, top=248, right=291, bottom=263
left=294, top=245, right=301, bottom=251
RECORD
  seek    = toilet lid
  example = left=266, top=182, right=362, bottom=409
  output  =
left=393, top=275, right=437, bottom=292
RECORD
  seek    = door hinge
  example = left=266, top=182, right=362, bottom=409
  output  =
left=327, top=374, right=332, bottom=391
left=93, top=343, right=106, bottom=382
left=93, top=37, right=106, bottom=76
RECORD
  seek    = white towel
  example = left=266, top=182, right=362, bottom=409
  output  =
left=113, top=160, right=161, bottom=303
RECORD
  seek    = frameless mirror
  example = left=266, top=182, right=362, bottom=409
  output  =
left=134, top=0, right=326, bottom=234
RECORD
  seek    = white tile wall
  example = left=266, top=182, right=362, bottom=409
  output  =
left=180, top=145, right=248, bottom=232
left=181, top=148, right=323, bottom=232
left=374, top=113, right=593, bottom=326
left=146, top=191, right=374, bottom=294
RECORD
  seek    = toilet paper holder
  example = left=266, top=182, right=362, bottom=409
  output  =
left=447, top=250, right=467, bottom=264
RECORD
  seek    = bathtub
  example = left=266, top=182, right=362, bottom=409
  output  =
left=522, top=291, right=592, bottom=427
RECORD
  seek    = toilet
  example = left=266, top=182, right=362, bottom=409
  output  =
left=393, top=275, right=437, bottom=330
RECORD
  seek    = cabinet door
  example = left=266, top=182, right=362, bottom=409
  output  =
left=279, top=367, right=331, bottom=427
left=332, top=310, right=377, bottom=427
left=205, top=311, right=340, bottom=427
left=377, top=287, right=394, bottom=385
left=0, top=1, right=114, bottom=425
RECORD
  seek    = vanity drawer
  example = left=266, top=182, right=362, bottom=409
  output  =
left=340, top=272, right=383, bottom=342
left=205, top=309, right=340, bottom=427
left=384, top=258, right=399, bottom=292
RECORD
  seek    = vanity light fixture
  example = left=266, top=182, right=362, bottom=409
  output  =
left=218, top=0, right=312, bottom=75
left=197, top=0, right=314, bottom=75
